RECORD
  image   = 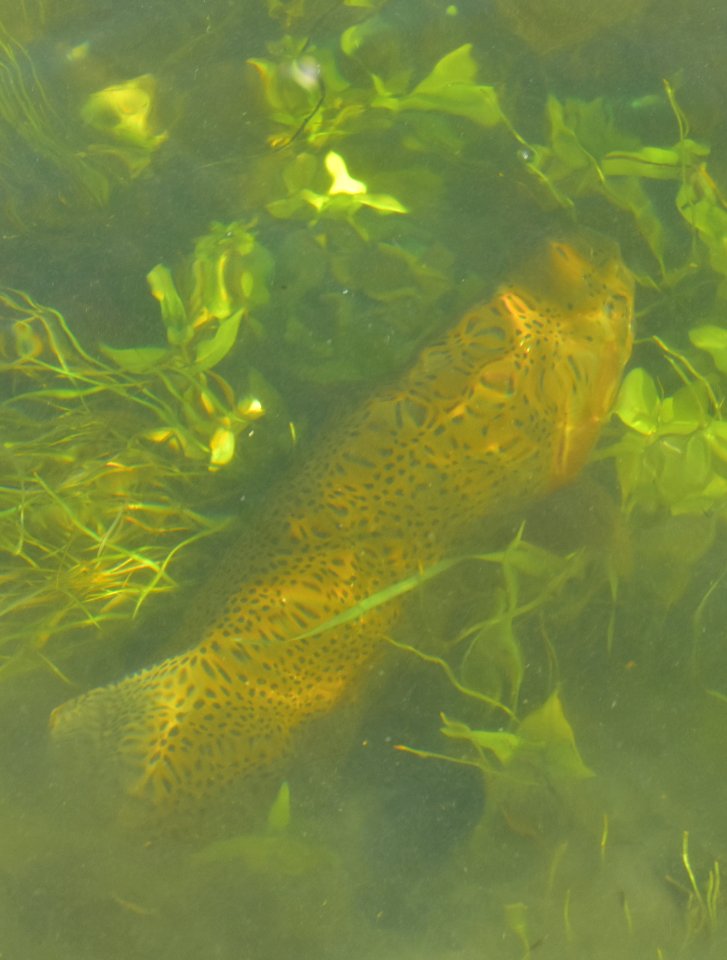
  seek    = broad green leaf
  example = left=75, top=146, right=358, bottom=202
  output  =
left=690, top=324, right=727, bottom=374
left=359, top=193, right=408, bottom=214
left=376, top=45, right=503, bottom=128
left=82, top=74, right=167, bottom=151
left=267, top=194, right=312, bottom=219
left=208, top=427, right=236, bottom=468
left=194, top=310, right=242, bottom=370
left=516, top=692, right=594, bottom=781
left=657, top=433, right=712, bottom=513
left=602, top=146, right=683, bottom=180
left=326, top=151, right=366, bottom=195
left=440, top=714, right=520, bottom=765
left=188, top=222, right=272, bottom=318
left=602, top=177, right=666, bottom=269
left=658, top=383, right=708, bottom=434
left=503, top=538, right=568, bottom=580
left=460, top=607, right=523, bottom=708
left=147, top=264, right=191, bottom=346
left=613, top=368, right=661, bottom=435
left=100, top=344, right=169, bottom=373
left=547, top=96, right=592, bottom=173
left=705, top=420, right=727, bottom=462
left=676, top=185, right=727, bottom=278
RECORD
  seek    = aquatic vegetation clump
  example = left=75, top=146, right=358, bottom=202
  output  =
left=81, top=73, right=168, bottom=177
left=0, top=220, right=285, bottom=682
left=0, top=26, right=173, bottom=230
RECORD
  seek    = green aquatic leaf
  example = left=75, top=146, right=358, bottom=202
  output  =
left=188, top=221, right=273, bottom=320
left=516, top=692, right=594, bottom=782
left=438, top=692, right=592, bottom=783
left=601, top=176, right=667, bottom=270
left=82, top=74, right=167, bottom=152
left=269, top=151, right=407, bottom=227
left=460, top=606, right=523, bottom=710
left=546, top=95, right=594, bottom=174
left=193, top=310, right=242, bottom=370
left=374, top=44, right=503, bottom=128
left=690, top=324, right=727, bottom=374
left=325, top=151, right=365, bottom=195
left=658, top=433, right=713, bottom=515
left=100, top=344, right=170, bottom=373
left=659, top=383, right=708, bottom=435
left=603, top=138, right=708, bottom=180
left=676, top=176, right=727, bottom=280
left=704, top=420, right=727, bottom=463
left=603, top=145, right=684, bottom=180
left=147, top=264, right=192, bottom=347
left=266, top=781, right=291, bottom=834
left=613, top=367, right=661, bottom=435
left=440, top=714, right=520, bottom=765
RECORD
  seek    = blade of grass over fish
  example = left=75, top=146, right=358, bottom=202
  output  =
left=289, top=540, right=530, bottom=644
left=288, top=556, right=461, bottom=642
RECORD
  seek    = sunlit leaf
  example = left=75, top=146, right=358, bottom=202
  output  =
left=194, top=311, right=242, bottom=370
left=359, top=193, right=408, bottom=214
left=603, top=146, right=683, bottom=180
left=147, top=264, right=191, bottom=346
left=208, top=427, right=236, bottom=468
left=704, top=420, right=727, bottom=463
left=82, top=74, right=167, bottom=152
left=374, top=44, right=503, bottom=128
left=613, top=367, right=660, bottom=435
left=690, top=324, right=727, bottom=374
left=325, top=151, right=366, bottom=195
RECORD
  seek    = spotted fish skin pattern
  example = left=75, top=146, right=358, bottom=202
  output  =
left=50, top=235, right=634, bottom=816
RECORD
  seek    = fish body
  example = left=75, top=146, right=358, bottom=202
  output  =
left=50, top=234, right=634, bottom=817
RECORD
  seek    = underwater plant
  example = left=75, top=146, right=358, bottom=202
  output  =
left=0, top=219, right=286, bottom=683
left=0, top=24, right=173, bottom=230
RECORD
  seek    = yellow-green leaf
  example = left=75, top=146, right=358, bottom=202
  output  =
left=194, top=310, right=242, bottom=370
left=690, top=324, right=727, bottom=374
left=147, top=264, right=191, bottom=346
left=613, top=367, right=661, bottom=435
left=101, top=344, right=169, bottom=372
left=377, top=45, right=503, bottom=128
left=440, top=714, right=520, bottom=765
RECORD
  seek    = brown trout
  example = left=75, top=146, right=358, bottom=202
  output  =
left=50, top=234, right=634, bottom=818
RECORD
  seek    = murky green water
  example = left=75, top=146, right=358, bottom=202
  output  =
left=1, top=1, right=726, bottom=957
